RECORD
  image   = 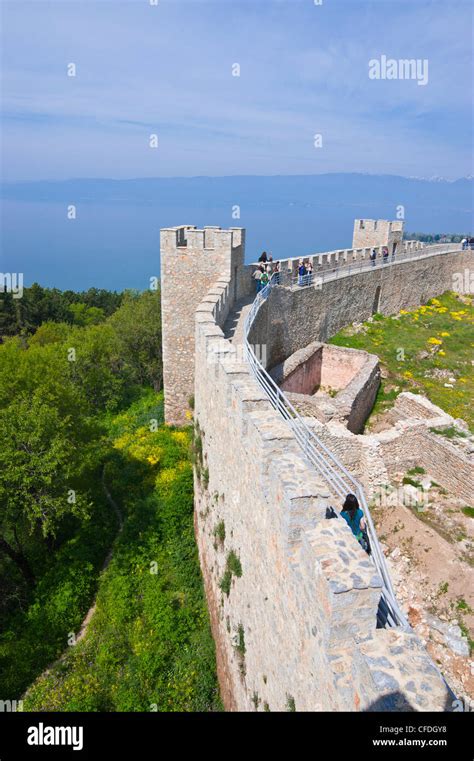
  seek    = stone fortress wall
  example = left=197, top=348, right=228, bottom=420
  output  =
left=160, top=224, right=473, bottom=711
left=248, top=246, right=472, bottom=369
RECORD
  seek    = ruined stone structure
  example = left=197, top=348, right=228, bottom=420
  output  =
left=352, top=218, right=404, bottom=254
left=269, top=342, right=381, bottom=434
left=160, top=223, right=473, bottom=711
left=303, top=392, right=474, bottom=506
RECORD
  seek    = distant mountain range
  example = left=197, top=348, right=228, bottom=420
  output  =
left=2, top=173, right=472, bottom=217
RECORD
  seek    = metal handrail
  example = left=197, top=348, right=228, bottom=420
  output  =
left=242, top=248, right=466, bottom=628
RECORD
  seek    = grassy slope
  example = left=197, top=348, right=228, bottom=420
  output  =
left=23, top=391, right=220, bottom=712
left=329, top=292, right=474, bottom=431
left=0, top=473, right=117, bottom=699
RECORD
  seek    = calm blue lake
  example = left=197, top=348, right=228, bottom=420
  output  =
left=0, top=200, right=358, bottom=291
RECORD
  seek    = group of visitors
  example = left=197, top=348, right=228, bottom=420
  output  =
left=297, top=259, right=313, bottom=287
left=461, top=238, right=474, bottom=250
left=370, top=246, right=393, bottom=266
left=253, top=252, right=281, bottom=292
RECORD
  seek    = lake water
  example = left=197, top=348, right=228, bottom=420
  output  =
left=0, top=199, right=360, bottom=291
left=1, top=174, right=470, bottom=291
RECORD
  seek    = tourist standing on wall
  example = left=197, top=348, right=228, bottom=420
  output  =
left=298, top=258, right=306, bottom=286
left=306, top=260, right=313, bottom=286
left=370, top=248, right=377, bottom=267
left=273, top=260, right=281, bottom=284
left=382, top=246, right=389, bottom=264
left=253, top=266, right=263, bottom=293
left=258, top=251, right=268, bottom=263
left=260, top=269, right=269, bottom=289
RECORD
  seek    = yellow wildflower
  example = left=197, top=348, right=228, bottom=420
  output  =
left=427, top=337, right=442, bottom=345
left=172, top=430, right=189, bottom=445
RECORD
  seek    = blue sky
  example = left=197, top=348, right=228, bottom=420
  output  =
left=1, top=0, right=472, bottom=181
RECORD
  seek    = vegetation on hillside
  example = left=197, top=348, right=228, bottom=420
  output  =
left=23, top=392, right=220, bottom=712
left=0, top=285, right=218, bottom=709
left=0, top=284, right=124, bottom=337
left=329, top=292, right=474, bottom=430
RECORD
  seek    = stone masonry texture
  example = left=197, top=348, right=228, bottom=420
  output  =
left=160, top=225, right=471, bottom=711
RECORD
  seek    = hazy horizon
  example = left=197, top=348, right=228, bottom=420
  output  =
left=3, top=171, right=473, bottom=185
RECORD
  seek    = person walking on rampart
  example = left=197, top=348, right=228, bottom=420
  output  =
left=340, top=494, right=370, bottom=554
left=382, top=246, right=389, bottom=264
left=306, top=260, right=313, bottom=286
left=370, top=248, right=377, bottom=267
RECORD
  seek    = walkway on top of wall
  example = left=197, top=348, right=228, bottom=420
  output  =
left=226, top=244, right=463, bottom=349
left=223, top=294, right=254, bottom=345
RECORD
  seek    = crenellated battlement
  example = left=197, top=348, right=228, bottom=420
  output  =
left=248, top=238, right=427, bottom=286
left=161, top=225, right=244, bottom=253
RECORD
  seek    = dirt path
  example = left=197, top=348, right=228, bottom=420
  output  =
left=75, top=470, right=123, bottom=643
left=22, top=469, right=123, bottom=697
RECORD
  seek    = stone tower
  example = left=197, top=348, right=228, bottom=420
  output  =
left=160, top=225, right=246, bottom=425
left=352, top=219, right=404, bottom=254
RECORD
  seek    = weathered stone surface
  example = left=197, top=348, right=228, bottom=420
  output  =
left=160, top=228, right=470, bottom=711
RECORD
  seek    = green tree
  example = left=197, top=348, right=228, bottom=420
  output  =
left=0, top=394, right=99, bottom=586
left=69, top=303, right=105, bottom=327
left=110, top=290, right=162, bottom=390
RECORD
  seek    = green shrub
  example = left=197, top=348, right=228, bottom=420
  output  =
left=227, top=550, right=242, bottom=578
left=213, top=520, right=226, bottom=546
left=219, top=570, right=232, bottom=597
left=407, top=466, right=426, bottom=476
left=235, top=623, right=246, bottom=657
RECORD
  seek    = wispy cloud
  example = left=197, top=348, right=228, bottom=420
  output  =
left=1, top=0, right=472, bottom=180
